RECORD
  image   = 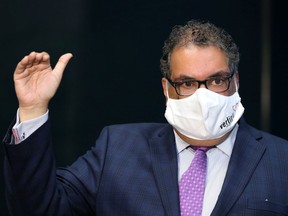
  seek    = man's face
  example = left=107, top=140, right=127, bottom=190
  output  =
left=162, top=45, right=239, bottom=99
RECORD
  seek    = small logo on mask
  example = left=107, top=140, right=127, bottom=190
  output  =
left=232, top=102, right=239, bottom=111
left=220, top=113, right=235, bottom=129
left=219, top=102, right=239, bottom=129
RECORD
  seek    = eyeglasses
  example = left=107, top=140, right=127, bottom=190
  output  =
left=166, top=72, right=235, bottom=96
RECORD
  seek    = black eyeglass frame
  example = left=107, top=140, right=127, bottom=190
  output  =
left=165, top=72, right=235, bottom=96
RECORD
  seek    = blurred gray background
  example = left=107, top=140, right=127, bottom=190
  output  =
left=1, top=0, right=287, bottom=215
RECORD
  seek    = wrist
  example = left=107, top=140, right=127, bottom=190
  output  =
left=19, top=104, right=48, bottom=122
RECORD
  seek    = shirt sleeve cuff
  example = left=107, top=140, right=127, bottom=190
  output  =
left=12, top=109, right=49, bottom=144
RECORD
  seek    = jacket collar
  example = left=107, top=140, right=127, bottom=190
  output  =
left=211, top=118, right=266, bottom=215
left=149, top=124, right=180, bottom=216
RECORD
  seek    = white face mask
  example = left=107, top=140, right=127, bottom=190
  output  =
left=164, top=84, right=245, bottom=140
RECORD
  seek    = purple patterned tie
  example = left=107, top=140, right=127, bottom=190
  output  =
left=179, top=147, right=209, bottom=216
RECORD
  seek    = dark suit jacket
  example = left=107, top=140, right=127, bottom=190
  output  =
left=3, top=118, right=288, bottom=216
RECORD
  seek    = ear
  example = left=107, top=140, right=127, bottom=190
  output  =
left=161, top=77, right=168, bottom=98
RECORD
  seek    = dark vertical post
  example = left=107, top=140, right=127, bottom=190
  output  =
left=261, top=0, right=271, bottom=131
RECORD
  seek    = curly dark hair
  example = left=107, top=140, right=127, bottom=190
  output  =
left=160, top=19, right=240, bottom=78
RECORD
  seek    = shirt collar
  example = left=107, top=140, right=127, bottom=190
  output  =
left=175, top=124, right=239, bottom=157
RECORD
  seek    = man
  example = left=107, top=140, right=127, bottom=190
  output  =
left=3, top=20, right=288, bottom=215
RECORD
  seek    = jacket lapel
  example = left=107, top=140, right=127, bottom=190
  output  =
left=211, top=120, right=266, bottom=215
left=149, top=124, right=180, bottom=216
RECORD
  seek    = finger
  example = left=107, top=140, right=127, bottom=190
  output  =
left=17, top=51, right=40, bottom=72
left=14, top=52, right=35, bottom=74
left=14, top=51, right=50, bottom=78
left=53, top=53, right=73, bottom=78
left=33, top=52, right=49, bottom=64
left=25, top=51, right=38, bottom=68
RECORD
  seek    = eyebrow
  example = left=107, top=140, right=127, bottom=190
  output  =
left=173, top=71, right=230, bottom=81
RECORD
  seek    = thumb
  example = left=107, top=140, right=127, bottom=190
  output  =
left=53, top=53, right=73, bottom=78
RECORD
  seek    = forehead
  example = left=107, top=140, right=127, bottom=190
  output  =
left=170, top=45, right=229, bottom=80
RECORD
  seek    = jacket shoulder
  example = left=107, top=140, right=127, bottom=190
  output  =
left=239, top=118, right=288, bottom=149
left=104, top=122, right=172, bottom=138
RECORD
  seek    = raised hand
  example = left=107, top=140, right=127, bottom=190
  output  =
left=14, top=51, right=73, bottom=121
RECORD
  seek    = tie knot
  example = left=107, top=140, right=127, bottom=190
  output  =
left=192, top=146, right=211, bottom=152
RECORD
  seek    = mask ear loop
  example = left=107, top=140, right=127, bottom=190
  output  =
left=233, top=74, right=238, bottom=92
left=166, top=79, right=171, bottom=98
